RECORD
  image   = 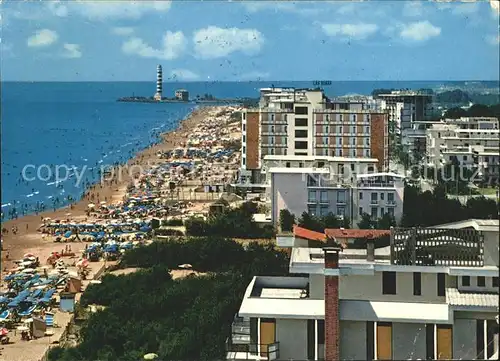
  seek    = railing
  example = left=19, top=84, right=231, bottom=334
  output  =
left=390, top=227, right=484, bottom=267
left=226, top=338, right=280, bottom=360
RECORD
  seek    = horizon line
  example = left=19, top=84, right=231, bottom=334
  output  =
left=2, top=80, right=499, bottom=83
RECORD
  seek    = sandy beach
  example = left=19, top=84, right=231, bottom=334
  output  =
left=0, top=106, right=217, bottom=273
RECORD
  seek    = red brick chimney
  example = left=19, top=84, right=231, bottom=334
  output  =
left=324, top=246, right=342, bottom=361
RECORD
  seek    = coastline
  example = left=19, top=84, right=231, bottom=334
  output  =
left=0, top=106, right=213, bottom=269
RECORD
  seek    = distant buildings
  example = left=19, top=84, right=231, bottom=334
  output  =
left=426, top=117, right=499, bottom=183
left=239, top=88, right=389, bottom=185
left=175, top=89, right=189, bottom=101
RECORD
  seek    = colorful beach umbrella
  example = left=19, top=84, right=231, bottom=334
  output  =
left=0, top=328, right=8, bottom=336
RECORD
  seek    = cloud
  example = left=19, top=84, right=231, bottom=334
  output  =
left=112, top=27, right=134, bottom=36
left=399, top=21, right=441, bottom=42
left=486, top=35, right=500, bottom=45
left=403, top=1, right=424, bottom=17
left=170, top=69, right=200, bottom=81
left=193, top=26, right=264, bottom=59
left=27, top=29, right=58, bottom=47
left=238, top=71, right=270, bottom=80
left=321, top=23, right=379, bottom=40
left=62, top=43, right=82, bottom=58
left=60, top=0, right=172, bottom=20
left=122, top=31, right=186, bottom=60
left=451, top=2, right=479, bottom=15
left=490, top=0, right=499, bottom=17
left=47, top=1, right=69, bottom=17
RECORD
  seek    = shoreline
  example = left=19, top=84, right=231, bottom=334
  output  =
left=0, top=106, right=214, bottom=269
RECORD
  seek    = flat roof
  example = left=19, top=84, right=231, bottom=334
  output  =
left=263, top=155, right=378, bottom=163
left=432, top=219, right=499, bottom=232
left=268, top=167, right=330, bottom=174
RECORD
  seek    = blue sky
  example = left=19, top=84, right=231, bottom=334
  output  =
left=1, top=0, right=499, bottom=81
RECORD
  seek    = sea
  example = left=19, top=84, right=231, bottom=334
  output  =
left=1, top=80, right=497, bottom=221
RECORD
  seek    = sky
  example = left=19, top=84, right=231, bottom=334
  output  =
left=1, top=0, right=499, bottom=81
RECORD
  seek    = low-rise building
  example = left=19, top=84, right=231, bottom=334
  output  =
left=175, top=89, right=189, bottom=101
left=226, top=220, right=499, bottom=361
left=269, top=168, right=405, bottom=226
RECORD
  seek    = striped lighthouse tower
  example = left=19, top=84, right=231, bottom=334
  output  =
left=154, top=64, right=163, bottom=101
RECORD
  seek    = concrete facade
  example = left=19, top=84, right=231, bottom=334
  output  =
left=276, top=319, right=308, bottom=360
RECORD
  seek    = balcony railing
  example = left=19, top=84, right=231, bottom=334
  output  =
left=390, top=227, right=484, bottom=267
left=226, top=338, right=280, bottom=360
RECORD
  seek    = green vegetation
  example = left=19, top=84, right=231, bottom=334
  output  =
left=435, top=89, right=471, bottom=104
left=279, top=209, right=296, bottom=232
left=162, top=218, right=184, bottom=227
left=185, top=201, right=274, bottom=238
left=444, top=103, right=500, bottom=119
left=48, top=238, right=289, bottom=361
left=357, top=213, right=397, bottom=230
left=401, top=184, right=499, bottom=227
left=297, top=211, right=351, bottom=232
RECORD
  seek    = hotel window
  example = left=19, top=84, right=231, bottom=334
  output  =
left=352, top=114, right=357, bottom=122
left=413, top=272, right=422, bottom=296
left=323, top=137, right=329, bottom=144
left=371, top=192, right=378, bottom=202
left=387, top=208, right=394, bottom=217
left=462, top=276, right=470, bottom=286
left=295, top=130, right=308, bottom=138
left=243, top=123, right=246, bottom=131
left=286, top=162, right=291, bottom=168
left=365, top=138, right=370, bottom=145
left=285, top=125, right=288, bottom=133
left=270, top=137, right=274, bottom=145
left=365, top=149, right=370, bottom=157
left=337, top=137, right=342, bottom=145
left=320, top=191, right=328, bottom=202
left=243, top=113, right=246, bottom=120
left=371, top=207, right=377, bottom=218
left=387, top=193, right=394, bottom=202
left=295, top=118, right=308, bottom=127
left=437, top=273, right=445, bottom=296
left=325, top=125, right=329, bottom=133
left=337, top=191, right=346, bottom=203
left=307, top=205, right=317, bottom=216
left=308, top=190, right=317, bottom=202
left=351, top=137, right=356, bottom=145
left=242, top=158, right=246, bottom=166
left=242, top=146, right=246, bottom=154
left=271, top=114, right=275, bottom=121
left=299, top=162, right=304, bottom=168
left=295, top=106, right=308, bottom=115
left=242, top=135, right=246, bottom=142
left=359, top=207, right=363, bottom=216
left=380, top=208, right=384, bottom=217
left=325, top=114, right=330, bottom=122
left=319, top=205, right=329, bottom=216
left=350, top=149, right=356, bottom=157
left=477, top=276, right=486, bottom=287
left=271, top=125, right=275, bottom=133
left=337, top=207, right=345, bottom=216
left=295, top=141, right=308, bottom=150
left=382, top=271, right=397, bottom=295
left=380, top=193, right=385, bottom=200
left=337, top=125, right=342, bottom=133
left=284, top=114, right=287, bottom=121
left=284, top=149, right=288, bottom=155
left=351, top=126, right=356, bottom=133
left=270, top=148, right=274, bottom=155
left=337, top=149, right=342, bottom=157
left=339, top=114, right=343, bottom=122
left=359, top=192, right=363, bottom=200
left=366, top=126, right=370, bottom=133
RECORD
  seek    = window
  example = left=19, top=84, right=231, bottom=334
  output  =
left=387, top=193, right=395, bottom=202
left=380, top=193, right=385, bottom=200
left=270, top=148, right=274, bottom=155
left=284, top=125, right=288, bottom=133
left=337, top=137, right=342, bottom=145
left=295, top=141, right=308, bottom=150
left=380, top=208, right=385, bottom=217
left=320, top=205, right=329, bottom=216
left=323, top=137, right=328, bottom=144
left=350, top=164, right=355, bottom=171
left=365, top=149, right=370, bottom=157
left=359, top=192, right=363, bottom=200
left=295, top=106, right=308, bottom=115
left=339, top=114, right=343, bottom=122
left=351, top=126, right=356, bottom=133
left=413, top=272, right=422, bottom=296
left=270, top=137, right=274, bottom=144
left=371, top=192, right=378, bottom=202
left=463, top=155, right=468, bottom=161
left=365, top=138, right=370, bottom=145
left=317, top=319, right=325, bottom=345
left=387, top=207, right=394, bottom=217
left=242, top=146, right=246, bottom=154
left=493, top=277, right=499, bottom=287
left=477, top=276, right=486, bottom=287
left=307, top=205, right=317, bottom=216
left=366, top=321, right=375, bottom=361
left=337, top=207, right=345, bottom=216
left=295, top=129, right=308, bottom=138
left=243, top=113, right=246, bottom=120
left=271, top=114, right=275, bottom=121
left=359, top=207, right=363, bottom=216
left=325, top=125, right=329, bottom=133
left=426, top=324, right=434, bottom=360
left=337, top=149, right=342, bottom=157
left=337, top=125, right=342, bottom=133
left=320, top=191, right=328, bottom=202
left=295, top=118, right=308, bottom=127
left=462, top=276, right=470, bottom=286
left=437, top=273, right=445, bottom=296
left=242, top=158, right=246, bottom=166
left=317, top=161, right=325, bottom=168
left=284, top=114, right=287, bottom=121
left=371, top=207, right=377, bottom=218
left=242, top=135, right=246, bottom=143
left=477, top=320, right=485, bottom=359
left=366, top=126, right=370, bottom=133
left=243, top=123, right=246, bottom=131
left=285, top=162, right=291, bottom=168
left=299, top=162, right=304, bottom=168
left=337, top=191, right=346, bottom=203
left=382, top=271, right=396, bottom=295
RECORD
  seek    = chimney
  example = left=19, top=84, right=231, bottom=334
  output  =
left=366, top=237, right=375, bottom=262
left=323, top=246, right=342, bottom=361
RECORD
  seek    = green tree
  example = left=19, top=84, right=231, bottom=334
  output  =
left=279, top=209, right=295, bottom=232
left=357, top=213, right=374, bottom=229
left=376, top=213, right=396, bottom=229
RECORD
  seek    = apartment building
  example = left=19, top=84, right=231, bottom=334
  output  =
left=240, top=88, right=389, bottom=184
left=402, top=116, right=499, bottom=157
left=226, top=219, right=499, bottom=361
left=378, top=90, right=435, bottom=133
left=269, top=168, right=404, bottom=226
left=426, top=120, right=500, bottom=183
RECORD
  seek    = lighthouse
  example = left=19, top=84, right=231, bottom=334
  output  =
left=154, top=64, right=162, bottom=101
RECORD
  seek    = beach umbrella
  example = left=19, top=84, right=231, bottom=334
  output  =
left=143, top=354, right=158, bottom=360
left=0, top=328, right=8, bottom=336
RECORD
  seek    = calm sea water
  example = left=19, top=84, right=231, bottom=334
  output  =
left=1, top=80, right=496, bottom=220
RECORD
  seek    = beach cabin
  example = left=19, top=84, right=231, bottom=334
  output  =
left=60, top=292, right=76, bottom=313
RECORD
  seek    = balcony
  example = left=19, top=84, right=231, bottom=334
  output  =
left=370, top=199, right=379, bottom=205
left=390, top=227, right=485, bottom=267
left=386, top=200, right=396, bottom=206
left=226, top=338, right=280, bottom=360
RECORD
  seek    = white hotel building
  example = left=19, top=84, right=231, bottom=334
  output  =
left=226, top=220, right=499, bottom=361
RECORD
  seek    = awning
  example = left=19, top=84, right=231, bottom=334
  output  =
left=340, top=300, right=452, bottom=324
